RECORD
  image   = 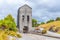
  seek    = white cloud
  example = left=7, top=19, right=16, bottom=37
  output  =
left=0, top=0, right=60, bottom=23
left=5, top=0, right=26, bottom=4
left=0, top=0, right=3, bottom=3
left=0, top=0, right=4, bottom=5
left=6, top=0, right=14, bottom=4
left=42, top=16, right=50, bottom=22
left=36, top=0, right=57, bottom=8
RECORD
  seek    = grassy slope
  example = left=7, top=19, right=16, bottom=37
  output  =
left=39, top=21, right=60, bottom=30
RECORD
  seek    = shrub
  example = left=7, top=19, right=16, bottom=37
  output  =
left=55, top=17, right=60, bottom=21
left=16, top=34, right=22, bottom=38
left=42, top=29, right=47, bottom=34
left=40, top=22, right=45, bottom=25
left=7, top=31, right=22, bottom=38
left=46, top=19, right=54, bottom=23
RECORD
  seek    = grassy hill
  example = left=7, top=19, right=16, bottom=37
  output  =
left=38, top=21, right=60, bottom=31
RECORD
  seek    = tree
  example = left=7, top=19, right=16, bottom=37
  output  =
left=55, top=17, right=60, bottom=21
left=4, top=14, right=17, bottom=32
left=0, top=20, right=3, bottom=27
left=36, top=23, right=40, bottom=27
left=40, top=22, right=45, bottom=25
left=46, top=19, right=54, bottom=23
left=32, top=18, right=38, bottom=27
left=0, top=14, right=17, bottom=32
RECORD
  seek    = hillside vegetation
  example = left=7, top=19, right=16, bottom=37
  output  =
left=0, top=14, right=21, bottom=40
left=39, top=21, right=60, bottom=30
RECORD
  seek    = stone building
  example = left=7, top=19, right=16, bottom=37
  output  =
left=17, top=4, right=32, bottom=33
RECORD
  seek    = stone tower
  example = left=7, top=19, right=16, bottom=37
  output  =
left=17, top=4, right=32, bottom=33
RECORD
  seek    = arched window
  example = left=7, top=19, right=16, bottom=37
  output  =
left=27, top=15, right=29, bottom=22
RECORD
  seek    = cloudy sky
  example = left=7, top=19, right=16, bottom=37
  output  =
left=0, top=0, right=60, bottom=23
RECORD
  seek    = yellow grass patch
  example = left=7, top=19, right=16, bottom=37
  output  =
left=38, top=21, right=60, bottom=30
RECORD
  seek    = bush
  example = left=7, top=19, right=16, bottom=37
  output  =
left=8, top=31, right=16, bottom=37
left=46, top=19, right=54, bottom=23
left=40, top=22, right=45, bottom=25
left=0, top=30, right=8, bottom=40
left=7, top=31, right=22, bottom=38
left=55, top=17, right=60, bottom=21
left=16, top=34, right=22, bottom=38
left=42, top=30, right=47, bottom=34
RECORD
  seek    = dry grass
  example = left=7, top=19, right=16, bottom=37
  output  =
left=0, top=30, right=21, bottom=40
left=39, top=21, right=60, bottom=30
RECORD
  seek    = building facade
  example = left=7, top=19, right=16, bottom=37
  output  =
left=17, top=4, right=32, bottom=33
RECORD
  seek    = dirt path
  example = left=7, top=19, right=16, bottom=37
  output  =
left=18, top=34, right=60, bottom=40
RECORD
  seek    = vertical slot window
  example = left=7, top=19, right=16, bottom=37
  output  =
left=27, top=15, right=29, bottom=22
left=22, top=15, right=24, bottom=21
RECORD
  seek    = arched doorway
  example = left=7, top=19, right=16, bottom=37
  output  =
left=23, top=26, right=28, bottom=33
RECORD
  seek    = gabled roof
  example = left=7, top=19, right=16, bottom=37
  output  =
left=19, top=4, right=32, bottom=9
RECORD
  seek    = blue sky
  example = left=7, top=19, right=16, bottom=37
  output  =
left=0, top=0, right=60, bottom=23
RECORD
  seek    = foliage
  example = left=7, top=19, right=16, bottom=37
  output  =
left=16, top=34, right=22, bottom=38
left=36, top=23, right=40, bottom=27
left=0, top=14, right=22, bottom=40
left=0, top=30, right=21, bottom=40
left=0, top=14, right=17, bottom=32
left=55, top=17, right=60, bottom=21
left=6, top=31, right=21, bottom=38
left=32, top=18, right=40, bottom=27
left=46, top=19, right=54, bottom=23
left=0, top=30, right=8, bottom=40
left=32, top=18, right=38, bottom=27
left=40, top=22, right=45, bottom=25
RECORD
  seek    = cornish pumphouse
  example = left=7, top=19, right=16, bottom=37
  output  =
left=17, top=4, right=32, bottom=33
